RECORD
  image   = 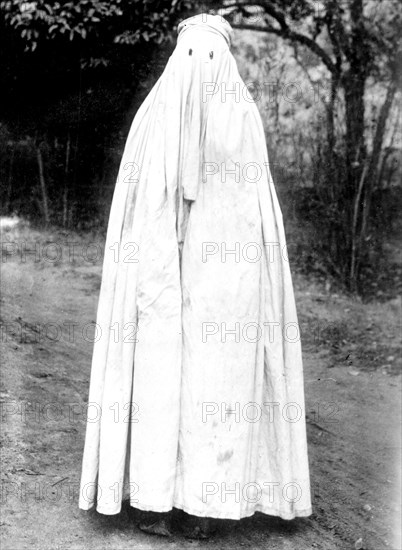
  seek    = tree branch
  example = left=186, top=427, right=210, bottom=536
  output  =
left=231, top=22, right=337, bottom=74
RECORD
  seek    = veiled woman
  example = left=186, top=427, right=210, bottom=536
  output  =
left=78, top=13, right=312, bottom=538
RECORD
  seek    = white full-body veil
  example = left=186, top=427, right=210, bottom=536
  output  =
left=79, top=13, right=312, bottom=521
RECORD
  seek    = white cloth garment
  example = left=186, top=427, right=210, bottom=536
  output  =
left=78, top=13, right=312, bottom=521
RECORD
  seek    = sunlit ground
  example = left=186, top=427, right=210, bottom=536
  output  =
left=0, top=215, right=22, bottom=229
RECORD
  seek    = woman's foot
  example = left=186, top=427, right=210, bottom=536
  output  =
left=137, top=511, right=172, bottom=537
left=184, top=517, right=215, bottom=539
left=173, top=510, right=217, bottom=539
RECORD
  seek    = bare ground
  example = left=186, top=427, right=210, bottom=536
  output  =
left=0, top=221, right=401, bottom=550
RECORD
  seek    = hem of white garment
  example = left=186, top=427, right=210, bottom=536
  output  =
left=79, top=499, right=313, bottom=521
left=129, top=501, right=176, bottom=513
left=78, top=501, right=121, bottom=515
left=171, top=502, right=313, bottom=521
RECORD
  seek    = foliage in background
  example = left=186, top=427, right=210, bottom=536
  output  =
left=0, top=0, right=190, bottom=226
left=232, top=26, right=401, bottom=296
left=0, top=0, right=189, bottom=48
left=0, top=0, right=401, bottom=295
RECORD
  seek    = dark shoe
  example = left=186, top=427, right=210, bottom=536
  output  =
left=173, top=510, right=216, bottom=539
left=137, top=511, right=172, bottom=537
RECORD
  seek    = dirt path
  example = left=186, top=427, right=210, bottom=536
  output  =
left=1, top=222, right=401, bottom=550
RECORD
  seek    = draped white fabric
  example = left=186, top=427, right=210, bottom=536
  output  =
left=79, top=14, right=312, bottom=520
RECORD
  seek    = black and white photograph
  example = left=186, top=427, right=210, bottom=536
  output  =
left=0, top=2, right=401, bottom=549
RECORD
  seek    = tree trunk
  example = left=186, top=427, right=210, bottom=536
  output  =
left=36, top=145, right=50, bottom=225
left=341, top=72, right=367, bottom=288
left=359, top=79, right=398, bottom=243
left=63, top=133, right=71, bottom=228
left=5, top=145, right=15, bottom=212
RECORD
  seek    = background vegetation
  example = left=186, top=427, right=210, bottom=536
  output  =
left=1, top=0, right=401, bottom=294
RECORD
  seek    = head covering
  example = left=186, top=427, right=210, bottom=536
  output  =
left=177, top=13, right=234, bottom=47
